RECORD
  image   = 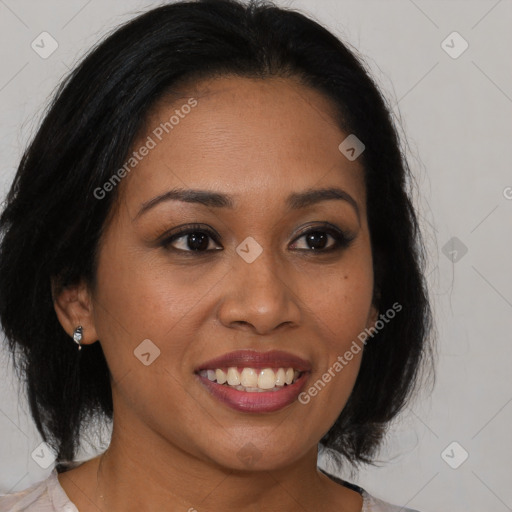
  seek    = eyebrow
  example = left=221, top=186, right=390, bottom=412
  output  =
left=135, top=186, right=360, bottom=220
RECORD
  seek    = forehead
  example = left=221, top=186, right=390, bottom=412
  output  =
left=120, top=75, right=366, bottom=214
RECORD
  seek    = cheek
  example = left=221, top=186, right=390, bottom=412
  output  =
left=93, top=239, right=204, bottom=334
left=297, top=267, right=371, bottom=425
left=306, top=258, right=374, bottom=347
left=90, top=236, right=232, bottom=384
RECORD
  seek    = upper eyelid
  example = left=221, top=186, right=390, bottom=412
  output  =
left=162, top=222, right=347, bottom=239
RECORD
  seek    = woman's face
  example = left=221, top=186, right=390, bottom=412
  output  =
left=86, top=76, right=377, bottom=470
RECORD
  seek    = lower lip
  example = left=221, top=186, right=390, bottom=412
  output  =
left=196, top=372, right=310, bottom=413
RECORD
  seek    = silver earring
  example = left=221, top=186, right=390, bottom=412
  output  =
left=73, top=325, right=83, bottom=351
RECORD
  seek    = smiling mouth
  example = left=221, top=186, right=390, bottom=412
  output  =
left=197, top=366, right=303, bottom=392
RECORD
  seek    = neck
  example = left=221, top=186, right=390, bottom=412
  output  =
left=62, top=402, right=362, bottom=512
left=94, top=435, right=329, bottom=512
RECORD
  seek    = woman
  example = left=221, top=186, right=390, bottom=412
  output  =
left=0, top=0, right=433, bottom=510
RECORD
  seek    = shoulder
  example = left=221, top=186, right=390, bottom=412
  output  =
left=362, top=490, right=421, bottom=512
left=0, top=469, right=77, bottom=512
left=318, top=468, right=421, bottom=512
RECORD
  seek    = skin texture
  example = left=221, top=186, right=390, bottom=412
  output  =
left=54, top=75, right=378, bottom=512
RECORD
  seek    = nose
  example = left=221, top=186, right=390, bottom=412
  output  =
left=216, top=243, right=302, bottom=336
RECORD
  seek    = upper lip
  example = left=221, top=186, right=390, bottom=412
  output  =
left=195, top=349, right=312, bottom=372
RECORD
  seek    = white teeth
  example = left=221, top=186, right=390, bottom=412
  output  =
left=240, top=387, right=266, bottom=393
left=227, top=367, right=241, bottom=386
left=257, top=368, right=276, bottom=389
left=215, top=369, right=227, bottom=384
left=275, top=368, right=286, bottom=386
left=200, top=366, right=303, bottom=391
left=240, top=368, right=258, bottom=388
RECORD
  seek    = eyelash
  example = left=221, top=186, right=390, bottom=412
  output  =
left=159, top=223, right=355, bottom=256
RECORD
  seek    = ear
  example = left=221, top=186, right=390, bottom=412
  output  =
left=366, top=279, right=381, bottom=330
left=51, top=278, right=99, bottom=345
left=366, top=302, right=379, bottom=331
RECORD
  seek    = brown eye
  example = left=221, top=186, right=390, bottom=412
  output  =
left=160, top=224, right=222, bottom=254
left=163, top=231, right=221, bottom=252
left=294, top=231, right=334, bottom=251
left=290, top=225, right=355, bottom=252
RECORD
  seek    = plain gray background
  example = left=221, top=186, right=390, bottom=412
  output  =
left=0, top=1, right=511, bottom=511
